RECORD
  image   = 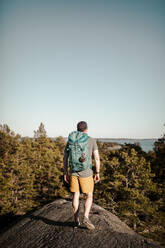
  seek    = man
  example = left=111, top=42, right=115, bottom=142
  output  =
left=63, top=121, right=100, bottom=230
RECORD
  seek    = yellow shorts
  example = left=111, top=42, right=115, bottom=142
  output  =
left=70, top=175, right=94, bottom=193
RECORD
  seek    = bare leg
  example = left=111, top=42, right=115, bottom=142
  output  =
left=84, top=192, right=93, bottom=219
left=72, top=192, right=80, bottom=222
left=83, top=192, right=95, bottom=229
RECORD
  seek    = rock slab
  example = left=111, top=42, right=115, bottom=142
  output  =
left=0, top=199, right=162, bottom=248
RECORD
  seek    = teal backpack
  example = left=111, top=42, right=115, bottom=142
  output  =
left=67, top=131, right=92, bottom=173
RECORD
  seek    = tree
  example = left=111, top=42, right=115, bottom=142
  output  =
left=34, top=123, right=47, bottom=139
left=151, top=124, right=165, bottom=184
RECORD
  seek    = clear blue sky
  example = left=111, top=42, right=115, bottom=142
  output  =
left=0, top=0, right=165, bottom=138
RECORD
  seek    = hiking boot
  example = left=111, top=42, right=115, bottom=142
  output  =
left=83, top=216, right=95, bottom=230
left=74, top=220, right=81, bottom=228
left=74, top=213, right=81, bottom=228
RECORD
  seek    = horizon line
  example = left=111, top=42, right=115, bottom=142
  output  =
left=22, top=136, right=158, bottom=140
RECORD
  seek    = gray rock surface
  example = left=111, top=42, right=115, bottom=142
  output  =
left=0, top=199, right=162, bottom=248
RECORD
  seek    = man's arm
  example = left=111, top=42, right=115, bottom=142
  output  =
left=93, top=149, right=100, bottom=183
left=63, top=152, right=69, bottom=174
left=63, top=152, right=70, bottom=183
left=93, top=149, right=100, bottom=172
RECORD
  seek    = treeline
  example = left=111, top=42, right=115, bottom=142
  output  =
left=0, top=123, right=69, bottom=216
left=0, top=123, right=165, bottom=246
left=94, top=140, right=165, bottom=245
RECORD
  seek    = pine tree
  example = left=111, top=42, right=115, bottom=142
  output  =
left=34, top=122, right=47, bottom=139
left=151, top=124, right=165, bottom=185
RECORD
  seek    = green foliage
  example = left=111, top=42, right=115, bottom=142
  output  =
left=151, top=138, right=165, bottom=185
left=94, top=140, right=165, bottom=246
left=0, top=123, right=69, bottom=217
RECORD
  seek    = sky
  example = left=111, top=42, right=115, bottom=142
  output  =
left=0, top=0, right=165, bottom=138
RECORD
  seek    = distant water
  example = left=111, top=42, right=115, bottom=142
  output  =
left=98, top=139, right=157, bottom=152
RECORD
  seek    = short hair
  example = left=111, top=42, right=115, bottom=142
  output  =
left=77, top=121, right=88, bottom=132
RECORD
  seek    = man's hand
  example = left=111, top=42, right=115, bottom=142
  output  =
left=64, top=174, right=70, bottom=184
left=94, top=173, right=100, bottom=183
